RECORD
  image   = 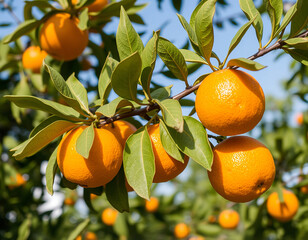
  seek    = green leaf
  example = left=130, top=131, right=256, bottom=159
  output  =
left=157, top=37, right=188, bottom=82
left=150, top=85, right=172, bottom=101
left=123, top=126, right=155, bottom=199
left=61, top=176, right=78, bottom=190
left=154, top=99, right=184, bottom=132
left=284, top=38, right=308, bottom=50
left=66, top=74, right=89, bottom=114
left=76, top=124, right=95, bottom=159
left=96, top=97, right=134, bottom=118
left=224, top=18, right=254, bottom=64
left=5, top=95, right=83, bottom=122
left=3, top=19, right=42, bottom=43
left=17, top=215, right=31, bottom=240
left=283, top=48, right=308, bottom=66
left=114, top=212, right=129, bottom=237
left=141, top=31, right=159, bottom=98
left=116, top=6, right=144, bottom=60
left=273, top=3, right=297, bottom=38
left=98, top=55, right=119, bottom=104
left=290, top=0, right=308, bottom=37
left=177, top=14, right=200, bottom=54
left=46, top=146, right=58, bottom=195
left=266, top=0, right=283, bottom=39
left=44, top=64, right=90, bottom=117
left=23, top=1, right=57, bottom=20
left=190, top=0, right=206, bottom=30
left=167, top=116, right=213, bottom=170
left=111, top=51, right=142, bottom=101
left=194, top=0, right=216, bottom=64
left=227, top=58, right=266, bottom=71
left=239, top=0, right=263, bottom=46
left=12, top=120, right=80, bottom=160
left=73, top=0, right=95, bottom=9
left=78, top=8, right=89, bottom=31
left=30, top=116, right=62, bottom=138
left=67, top=218, right=90, bottom=240
left=83, top=188, right=99, bottom=212
left=105, top=167, right=129, bottom=213
left=159, top=120, right=185, bottom=162
left=179, top=49, right=208, bottom=65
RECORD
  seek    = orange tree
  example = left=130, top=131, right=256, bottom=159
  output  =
left=0, top=0, right=307, bottom=239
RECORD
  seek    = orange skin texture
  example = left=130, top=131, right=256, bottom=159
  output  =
left=101, top=208, right=118, bottom=226
left=174, top=223, right=190, bottom=239
left=208, top=136, right=275, bottom=203
left=147, top=124, right=189, bottom=183
left=195, top=69, right=265, bottom=136
left=145, top=197, right=159, bottom=213
left=22, top=46, right=47, bottom=73
left=39, top=13, right=88, bottom=61
left=218, top=209, right=240, bottom=229
left=8, top=173, right=26, bottom=189
left=300, top=185, right=308, bottom=194
left=64, top=198, right=75, bottom=206
left=267, top=189, right=299, bottom=222
left=72, top=0, right=108, bottom=12
left=57, top=125, right=123, bottom=188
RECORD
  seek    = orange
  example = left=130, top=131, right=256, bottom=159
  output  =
left=57, top=125, right=123, bottom=188
left=145, top=197, right=159, bottom=213
left=208, top=136, right=275, bottom=203
left=22, top=46, right=47, bottom=73
left=101, top=208, right=118, bottom=226
left=300, top=185, right=308, bottom=194
left=64, top=197, right=75, bottom=206
left=267, top=189, right=299, bottom=222
left=147, top=124, right=189, bottom=183
left=189, top=237, right=205, bottom=240
left=296, top=113, right=304, bottom=125
left=174, top=223, right=190, bottom=239
left=75, top=232, right=97, bottom=240
left=218, top=209, right=240, bottom=229
left=195, top=69, right=265, bottom=136
left=208, top=215, right=216, bottom=223
left=39, top=13, right=88, bottom=61
left=72, top=0, right=108, bottom=12
left=90, top=193, right=98, bottom=200
left=8, top=173, right=26, bottom=189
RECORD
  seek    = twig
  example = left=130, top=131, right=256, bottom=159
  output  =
left=0, top=0, right=21, bottom=24
left=99, top=29, right=308, bottom=127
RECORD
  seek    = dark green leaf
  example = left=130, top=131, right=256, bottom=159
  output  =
left=190, top=0, right=206, bottom=29
left=157, top=37, right=188, bottom=82
left=284, top=38, right=308, bottom=50
left=96, top=97, right=134, bottom=118
left=290, top=0, right=308, bottom=37
left=76, top=124, right=95, bottom=159
left=111, top=51, right=142, bottom=101
left=67, top=218, right=90, bottom=240
left=167, top=116, right=213, bottom=170
left=116, top=6, right=144, bottom=60
left=61, top=176, right=78, bottom=190
left=266, top=0, right=283, bottom=39
left=46, top=146, right=58, bottom=195
left=179, top=49, right=208, bottom=65
left=283, top=48, right=308, bottom=66
left=83, top=188, right=97, bottom=212
left=150, top=85, right=172, bottom=100
left=105, top=167, right=129, bottom=213
left=23, top=1, right=57, bottom=20
left=123, top=126, right=155, bottom=199
left=227, top=58, right=266, bottom=71
left=273, top=3, right=297, bottom=38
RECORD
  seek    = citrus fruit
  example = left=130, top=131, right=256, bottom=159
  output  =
left=39, top=13, right=88, bottom=61
left=189, top=237, right=205, bottom=240
left=147, top=124, right=189, bottom=183
left=300, top=185, right=308, bottom=194
left=8, top=173, right=26, bottom=189
left=90, top=193, right=98, bottom=200
left=145, top=197, right=159, bottom=213
left=266, top=189, right=299, bottom=222
left=72, top=0, right=108, bottom=12
left=22, top=46, right=47, bottom=73
left=296, top=113, right=304, bottom=125
left=218, top=209, right=240, bottom=229
left=57, top=125, right=122, bottom=188
left=208, top=215, right=217, bottom=223
left=76, top=232, right=97, bottom=240
left=174, top=223, right=190, bottom=239
left=195, top=69, right=265, bottom=136
left=101, top=208, right=118, bottom=226
left=208, top=136, right=275, bottom=203
left=64, top=197, right=75, bottom=206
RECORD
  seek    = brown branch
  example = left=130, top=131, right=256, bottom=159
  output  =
left=99, top=29, right=308, bottom=126
left=0, top=0, right=21, bottom=24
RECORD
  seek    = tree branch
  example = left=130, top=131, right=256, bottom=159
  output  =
left=99, top=29, right=308, bottom=126
left=0, top=0, right=21, bottom=24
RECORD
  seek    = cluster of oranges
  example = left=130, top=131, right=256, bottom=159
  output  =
left=22, top=0, right=109, bottom=72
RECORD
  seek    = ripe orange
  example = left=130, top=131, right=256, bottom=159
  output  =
left=22, top=46, right=47, bottom=73
left=57, top=125, right=123, bottom=188
left=296, top=113, right=304, bottom=125
left=145, top=197, right=159, bottom=213
left=101, top=208, right=118, bottom=226
left=174, top=223, right=190, bottom=239
left=75, top=232, right=97, bottom=240
left=64, top=197, right=76, bottom=206
left=8, top=173, right=26, bottom=189
left=267, top=189, right=299, bottom=222
left=208, top=215, right=217, bottom=223
left=218, top=209, right=240, bottom=229
left=105, top=120, right=137, bottom=148
left=147, top=124, right=189, bottom=183
left=300, top=185, right=308, bottom=194
left=90, top=193, right=98, bottom=200
left=208, top=136, right=275, bottom=203
left=39, top=13, right=88, bottom=61
left=195, top=69, right=265, bottom=136
left=72, top=0, right=108, bottom=12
